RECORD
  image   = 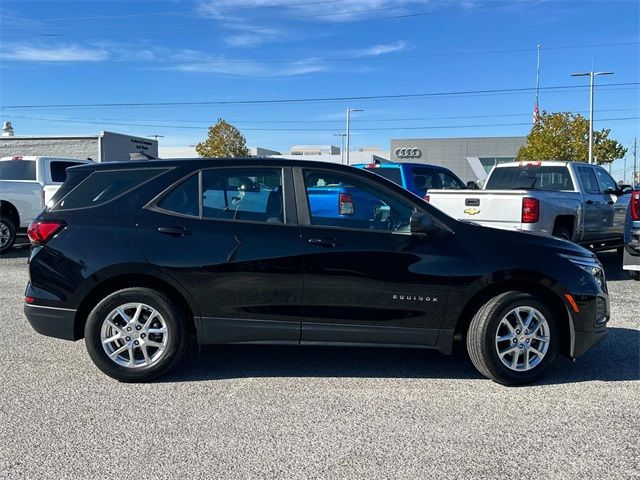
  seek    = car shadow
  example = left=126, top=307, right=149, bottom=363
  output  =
left=160, top=327, right=639, bottom=386
left=597, top=250, right=628, bottom=281
left=0, top=243, right=30, bottom=259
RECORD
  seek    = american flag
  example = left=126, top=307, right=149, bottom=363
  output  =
left=533, top=103, right=540, bottom=126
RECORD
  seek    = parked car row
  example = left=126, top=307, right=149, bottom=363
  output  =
left=24, top=158, right=610, bottom=385
left=0, top=156, right=93, bottom=253
left=426, top=161, right=632, bottom=251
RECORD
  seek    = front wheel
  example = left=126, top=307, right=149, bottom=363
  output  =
left=85, top=288, right=187, bottom=382
left=466, top=291, right=558, bottom=385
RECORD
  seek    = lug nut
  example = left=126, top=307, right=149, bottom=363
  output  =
left=525, top=330, right=529, bottom=334
left=135, top=325, right=142, bottom=331
left=513, top=338, right=517, bottom=343
left=134, top=340, right=139, bottom=346
left=125, top=336, right=131, bottom=341
left=516, top=329, right=521, bottom=334
left=126, top=327, right=132, bottom=332
left=526, top=339, right=530, bottom=343
left=519, top=344, right=524, bottom=348
left=141, top=333, right=146, bottom=339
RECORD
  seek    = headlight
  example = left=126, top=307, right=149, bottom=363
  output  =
left=560, top=253, right=606, bottom=289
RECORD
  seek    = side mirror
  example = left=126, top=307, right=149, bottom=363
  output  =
left=410, top=212, right=441, bottom=235
left=622, top=186, right=633, bottom=194
left=466, top=181, right=480, bottom=190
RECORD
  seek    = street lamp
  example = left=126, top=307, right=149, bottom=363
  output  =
left=333, top=133, right=347, bottom=164
left=345, top=108, right=363, bottom=166
left=571, top=70, right=614, bottom=164
left=148, top=135, right=164, bottom=141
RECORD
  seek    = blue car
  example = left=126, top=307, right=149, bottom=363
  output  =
left=354, top=162, right=470, bottom=199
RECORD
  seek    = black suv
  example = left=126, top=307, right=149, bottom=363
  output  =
left=24, top=159, right=610, bottom=385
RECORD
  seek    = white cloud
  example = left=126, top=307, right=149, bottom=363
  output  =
left=1, top=44, right=108, bottom=62
left=351, top=41, right=409, bottom=57
left=172, top=56, right=328, bottom=77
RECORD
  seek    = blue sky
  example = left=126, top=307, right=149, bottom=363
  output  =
left=0, top=0, right=638, bottom=178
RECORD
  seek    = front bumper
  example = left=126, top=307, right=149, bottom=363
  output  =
left=24, top=303, right=78, bottom=341
left=569, top=290, right=610, bottom=358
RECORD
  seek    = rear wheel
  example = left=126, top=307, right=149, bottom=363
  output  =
left=0, top=217, right=16, bottom=254
left=552, top=226, right=571, bottom=241
left=85, top=288, right=187, bottom=382
left=630, top=270, right=640, bottom=281
left=466, top=291, right=558, bottom=385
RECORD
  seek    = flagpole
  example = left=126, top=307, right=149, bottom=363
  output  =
left=534, top=44, right=541, bottom=125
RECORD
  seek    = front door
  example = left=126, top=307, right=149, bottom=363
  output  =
left=295, top=167, right=452, bottom=348
left=137, top=167, right=304, bottom=344
left=576, top=165, right=609, bottom=241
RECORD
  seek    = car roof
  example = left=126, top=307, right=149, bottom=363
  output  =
left=494, top=160, right=574, bottom=168
left=68, top=157, right=380, bottom=172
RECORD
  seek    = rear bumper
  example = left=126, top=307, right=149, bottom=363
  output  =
left=24, top=303, right=78, bottom=341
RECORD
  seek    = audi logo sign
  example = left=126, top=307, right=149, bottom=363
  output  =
left=394, top=147, right=422, bottom=158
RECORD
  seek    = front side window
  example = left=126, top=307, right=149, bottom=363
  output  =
left=594, top=167, right=618, bottom=193
left=304, top=170, right=414, bottom=233
left=202, top=168, right=284, bottom=223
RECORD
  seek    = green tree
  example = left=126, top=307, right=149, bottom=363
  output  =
left=196, top=118, right=250, bottom=158
left=516, top=111, right=627, bottom=165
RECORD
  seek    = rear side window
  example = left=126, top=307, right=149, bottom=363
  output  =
left=577, top=167, right=599, bottom=194
left=438, top=171, right=464, bottom=189
left=50, top=161, right=84, bottom=183
left=202, top=168, right=283, bottom=223
left=157, top=174, right=199, bottom=217
left=412, top=168, right=439, bottom=192
left=366, top=167, right=403, bottom=185
left=52, top=168, right=167, bottom=211
left=486, top=166, right=574, bottom=191
left=0, top=160, right=36, bottom=180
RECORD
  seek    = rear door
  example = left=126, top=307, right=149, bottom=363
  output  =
left=575, top=165, right=609, bottom=241
left=295, top=167, right=452, bottom=347
left=138, top=166, right=304, bottom=344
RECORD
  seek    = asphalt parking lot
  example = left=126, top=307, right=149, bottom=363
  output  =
left=1, top=243, right=638, bottom=479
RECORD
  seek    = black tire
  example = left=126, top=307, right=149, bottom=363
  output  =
left=0, top=217, right=17, bottom=254
left=466, top=291, right=558, bottom=386
left=630, top=270, right=640, bottom=281
left=552, top=226, right=571, bottom=241
left=85, top=287, right=187, bottom=382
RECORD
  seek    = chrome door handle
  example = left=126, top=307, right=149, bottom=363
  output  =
left=158, top=226, right=192, bottom=237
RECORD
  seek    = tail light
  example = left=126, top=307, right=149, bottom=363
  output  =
left=339, top=193, right=354, bottom=215
left=423, top=194, right=430, bottom=202
left=27, top=220, right=64, bottom=245
left=522, top=197, right=539, bottom=223
left=365, top=163, right=380, bottom=168
left=631, top=191, right=640, bottom=221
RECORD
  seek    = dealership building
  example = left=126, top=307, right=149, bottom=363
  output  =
left=390, top=136, right=527, bottom=183
left=0, top=124, right=158, bottom=162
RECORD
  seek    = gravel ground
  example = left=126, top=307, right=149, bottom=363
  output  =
left=0, top=244, right=638, bottom=479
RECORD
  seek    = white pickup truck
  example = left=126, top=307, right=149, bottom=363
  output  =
left=0, top=156, right=93, bottom=252
left=427, top=161, right=632, bottom=250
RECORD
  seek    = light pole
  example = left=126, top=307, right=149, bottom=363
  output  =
left=345, top=108, right=363, bottom=166
left=333, top=133, right=346, bottom=164
left=571, top=70, right=613, bottom=164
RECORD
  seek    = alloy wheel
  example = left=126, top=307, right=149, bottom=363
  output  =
left=100, top=302, right=169, bottom=368
left=0, top=222, right=10, bottom=248
left=494, top=306, right=550, bottom=372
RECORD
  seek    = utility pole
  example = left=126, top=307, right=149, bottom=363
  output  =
left=533, top=44, right=541, bottom=126
left=571, top=70, right=614, bottom=164
left=333, top=133, right=346, bottom=164
left=633, top=138, right=637, bottom=185
left=345, top=108, right=363, bottom=166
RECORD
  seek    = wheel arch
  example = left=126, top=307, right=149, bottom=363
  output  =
left=73, top=273, right=198, bottom=340
left=0, top=200, right=20, bottom=227
left=453, top=278, right=572, bottom=357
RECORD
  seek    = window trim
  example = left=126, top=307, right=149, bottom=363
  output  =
left=294, top=166, right=425, bottom=235
left=146, top=165, right=297, bottom=226
left=593, top=166, right=618, bottom=193
left=51, top=167, right=171, bottom=212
